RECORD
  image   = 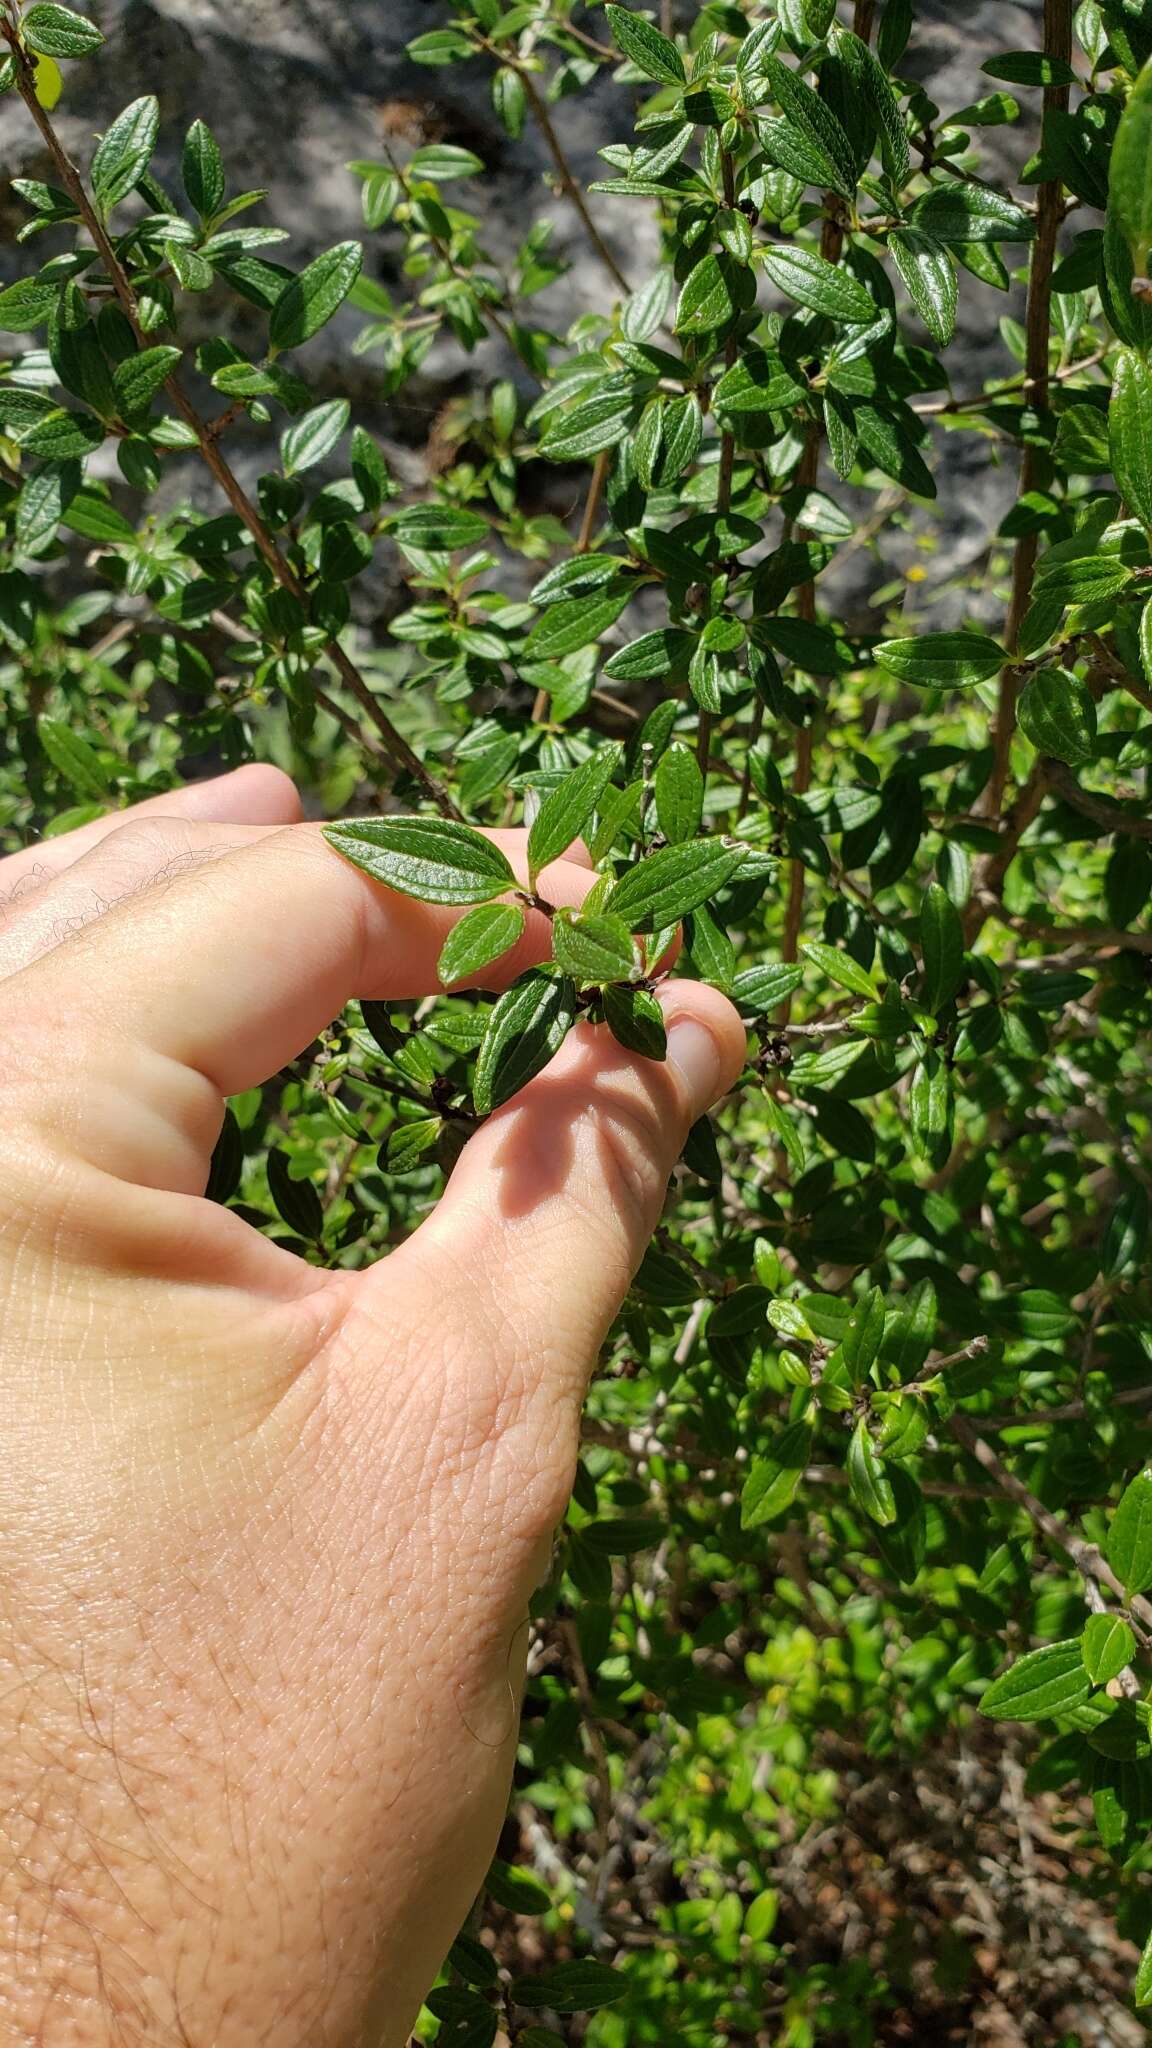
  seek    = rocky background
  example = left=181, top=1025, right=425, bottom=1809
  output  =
left=1, top=0, right=1047, bottom=631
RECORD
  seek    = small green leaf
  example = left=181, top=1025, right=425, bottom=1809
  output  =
left=0, top=276, right=60, bottom=331
left=654, top=743, right=704, bottom=845
left=21, top=3, right=104, bottom=58
left=524, top=590, right=630, bottom=661
left=36, top=714, right=109, bottom=797
left=603, top=628, right=695, bottom=680
left=266, top=1148, right=324, bottom=1240
left=731, top=962, right=804, bottom=1012
left=1017, top=666, right=1097, bottom=765
left=1108, top=1468, right=1152, bottom=1595
left=280, top=398, right=350, bottom=476
left=604, top=4, right=686, bottom=84
left=473, top=970, right=577, bottom=1115
left=889, top=230, right=957, bottom=345
left=113, top=345, right=181, bottom=418
left=513, top=1959, right=625, bottom=2016
left=603, top=981, right=667, bottom=1058
left=1109, top=347, right=1152, bottom=534
left=1101, top=1186, right=1149, bottom=1280
left=407, top=142, right=485, bottom=182
left=391, top=503, right=489, bottom=552
left=384, top=1116, right=442, bottom=1174
left=846, top=1418, right=897, bottom=1526
left=676, top=252, right=740, bottom=335
left=485, top=1859, right=551, bottom=1914
left=1082, top=1613, right=1135, bottom=1687
left=538, top=391, right=635, bottom=462
left=741, top=1423, right=814, bottom=1528
left=182, top=118, right=226, bottom=218
left=840, top=1285, right=886, bottom=1384
left=801, top=938, right=878, bottom=1000
left=552, top=910, right=637, bottom=986
left=875, top=631, right=1004, bottom=689
left=437, top=902, right=525, bottom=986
left=979, top=1640, right=1092, bottom=1722
left=269, top=241, right=363, bottom=351
left=908, top=1049, right=953, bottom=1166
left=91, top=96, right=160, bottom=213
left=762, top=54, right=859, bottom=200
left=323, top=817, right=516, bottom=906
left=981, top=49, right=1078, bottom=85
left=607, top=837, right=748, bottom=933
left=907, top=180, right=1035, bottom=243
left=527, top=744, right=623, bottom=882
left=760, top=245, right=878, bottom=323
left=920, top=881, right=964, bottom=1012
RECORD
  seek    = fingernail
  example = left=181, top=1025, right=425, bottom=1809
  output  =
left=664, top=1012, right=724, bottom=1110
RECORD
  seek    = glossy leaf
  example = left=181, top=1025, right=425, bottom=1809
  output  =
left=1017, top=666, right=1097, bottom=765
left=323, top=817, right=516, bottom=906
left=890, top=230, right=957, bottom=345
left=875, top=631, right=1004, bottom=689
left=846, top=1419, right=897, bottom=1526
left=1109, top=52, right=1152, bottom=273
left=980, top=1640, right=1092, bottom=1722
left=654, top=743, right=704, bottom=844
left=607, top=837, right=748, bottom=933
left=269, top=241, right=363, bottom=351
left=437, top=902, right=525, bottom=985
left=604, top=4, right=684, bottom=82
left=741, top=1423, right=815, bottom=1528
left=1082, top=1613, right=1135, bottom=1687
left=920, top=882, right=965, bottom=1012
left=552, top=909, right=637, bottom=985
left=1109, top=347, right=1152, bottom=533
left=527, top=743, right=623, bottom=882
left=182, top=118, right=225, bottom=218
left=91, top=95, right=159, bottom=212
left=473, top=970, right=577, bottom=1115
left=22, top=3, right=104, bottom=58
left=281, top=398, right=350, bottom=475
left=760, top=246, right=878, bottom=323
left=603, top=981, right=667, bottom=1057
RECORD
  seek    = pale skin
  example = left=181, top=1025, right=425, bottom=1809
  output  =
left=0, top=765, right=745, bottom=2047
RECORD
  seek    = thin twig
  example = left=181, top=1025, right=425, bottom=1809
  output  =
left=1043, top=758, right=1152, bottom=840
left=910, top=346, right=1109, bottom=418
left=949, top=1413, right=1152, bottom=1645
left=511, top=62, right=631, bottom=296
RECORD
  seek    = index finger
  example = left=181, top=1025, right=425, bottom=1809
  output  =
left=10, top=823, right=595, bottom=1183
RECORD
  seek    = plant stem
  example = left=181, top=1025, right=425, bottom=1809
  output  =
left=911, top=345, right=1108, bottom=418
left=511, top=62, right=632, bottom=297
left=984, top=0, right=1072, bottom=821
left=949, top=1413, right=1152, bottom=1646
left=0, top=18, right=458, bottom=819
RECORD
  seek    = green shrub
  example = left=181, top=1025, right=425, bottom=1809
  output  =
left=5, top=0, right=1152, bottom=2036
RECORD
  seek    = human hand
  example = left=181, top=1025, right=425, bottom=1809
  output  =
left=0, top=768, right=744, bottom=2046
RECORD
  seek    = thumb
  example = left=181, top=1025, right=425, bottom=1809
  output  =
left=378, top=979, right=745, bottom=1447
